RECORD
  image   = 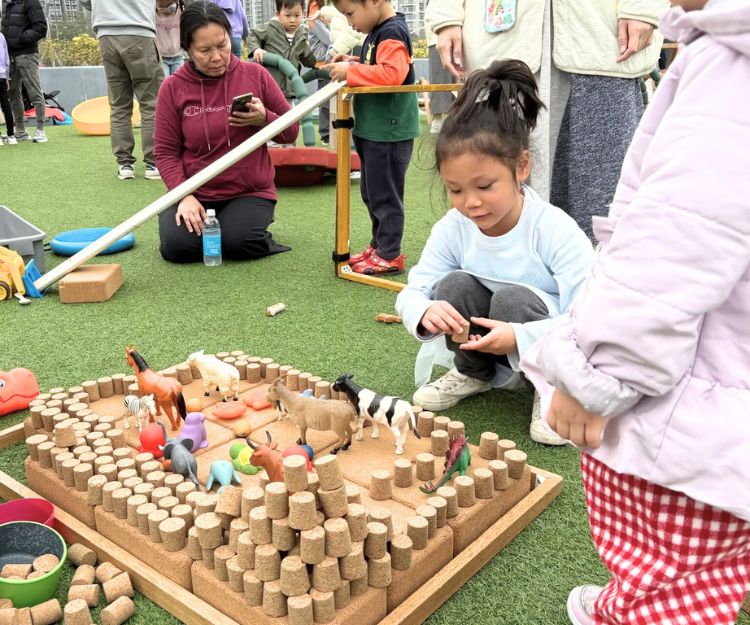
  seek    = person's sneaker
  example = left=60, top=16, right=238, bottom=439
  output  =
left=350, top=171, right=361, bottom=180
left=15, top=130, right=31, bottom=141
left=118, top=165, right=136, bottom=180
left=567, top=585, right=603, bottom=625
left=351, top=252, right=405, bottom=275
left=32, top=129, right=48, bottom=143
left=413, top=368, right=491, bottom=411
left=144, top=165, right=161, bottom=180
left=430, top=118, right=444, bottom=135
left=349, top=244, right=375, bottom=266
left=6, top=136, right=17, bottom=145
left=529, top=391, right=569, bottom=446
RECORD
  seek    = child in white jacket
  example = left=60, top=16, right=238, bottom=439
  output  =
left=395, top=59, right=593, bottom=445
left=0, top=33, right=16, bottom=144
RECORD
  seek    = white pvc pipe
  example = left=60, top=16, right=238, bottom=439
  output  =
left=34, top=79, right=346, bottom=292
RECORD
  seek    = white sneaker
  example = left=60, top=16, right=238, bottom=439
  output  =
left=32, top=129, right=48, bottom=143
left=567, top=585, right=603, bottom=625
left=529, top=391, right=569, bottom=446
left=144, top=165, right=161, bottom=180
left=15, top=130, right=31, bottom=141
left=430, top=118, right=444, bottom=134
left=118, top=164, right=136, bottom=180
left=413, top=368, right=491, bottom=411
left=6, top=136, right=17, bottom=145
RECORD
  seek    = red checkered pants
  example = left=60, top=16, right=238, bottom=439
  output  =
left=581, top=452, right=750, bottom=625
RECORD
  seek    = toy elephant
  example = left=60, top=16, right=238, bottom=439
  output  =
left=159, top=422, right=201, bottom=488
left=205, top=460, right=242, bottom=494
left=179, top=411, right=208, bottom=452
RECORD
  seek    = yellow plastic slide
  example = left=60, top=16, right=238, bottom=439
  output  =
left=71, top=96, right=142, bottom=136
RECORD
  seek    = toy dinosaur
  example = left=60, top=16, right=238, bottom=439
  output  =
left=419, top=433, right=472, bottom=494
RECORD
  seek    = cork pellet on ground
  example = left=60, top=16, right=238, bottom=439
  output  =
left=71, top=564, right=96, bottom=586
left=100, top=596, right=134, bottom=625
left=68, top=543, right=97, bottom=567
left=29, top=599, right=62, bottom=625
left=95, top=561, right=122, bottom=584
left=68, top=583, right=100, bottom=607
left=63, top=599, right=92, bottom=625
left=102, top=572, right=134, bottom=603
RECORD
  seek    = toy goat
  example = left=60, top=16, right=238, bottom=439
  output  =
left=123, top=394, right=156, bottom=432
left=187, top=350, right=240, bottom=402
left=245, top=431, right=312, bottom=483
left=332, top=373, right=420, bottom=455
left=267, top=377, right=356, bottom=454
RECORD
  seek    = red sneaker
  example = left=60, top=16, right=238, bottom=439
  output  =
left=352, top=252, right=405, bottom=275
left=349, top=244, right=375, bottom=265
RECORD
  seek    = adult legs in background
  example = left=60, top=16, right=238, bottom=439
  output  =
left=162, top=54, right=184, bottom=76
left=231, top=37, right=243, bottom=58
left=159, top=196, right=291, bottom=263
left=353, top=136, right=413, bottom=261
left=427, top=44, right=454, bottom=134
left=551, top=74, right=643, bottom=241
left=9, top=53, right=45, bottom=137
left=317, top=78, right=330, bottom=144
left=0, top=80, right=15, bottom=138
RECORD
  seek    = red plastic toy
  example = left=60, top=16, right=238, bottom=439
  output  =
left=0, top=368, right=39, bottom=417
left=138, top=422, right=166, bottom=459
left=243, top=391, right=272, bottom=411
left=212, top=403, right=247, bottom=420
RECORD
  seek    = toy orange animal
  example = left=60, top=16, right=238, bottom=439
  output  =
left=125, top=347, right=186, bottom=431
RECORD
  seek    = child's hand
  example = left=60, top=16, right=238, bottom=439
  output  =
left=253, top=48, right=266, bottom=64
left=420, top=301, right=468, bottom=337
left=459, top=317, right=516, bottom=355
left=547, top=390, right=606, bottom=449
left=322, top=61, right=351, bottom=82
left=229, top=96, right=266, bottom=128
left=328, top=52, right=357, bottom=63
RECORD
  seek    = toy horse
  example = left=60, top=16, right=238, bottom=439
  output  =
left=125, top=347, right=187, bottom=431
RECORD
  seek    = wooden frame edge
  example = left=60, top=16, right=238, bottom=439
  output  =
left=0, top=422, right=26, bottom=448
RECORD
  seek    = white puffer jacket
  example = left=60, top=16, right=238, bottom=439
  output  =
left=426, top=0, right=669, bottom=78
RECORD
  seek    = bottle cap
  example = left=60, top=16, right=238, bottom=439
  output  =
left=206, top=209, right=216, bottom=217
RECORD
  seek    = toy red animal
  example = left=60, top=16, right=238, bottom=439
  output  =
left=139, top=422, right=166, bottom=459
left=246, top=432, right=313, bottom=483
left=0, top=368, right=39, bottom=417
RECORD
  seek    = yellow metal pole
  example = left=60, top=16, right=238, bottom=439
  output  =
left=334, top=92, right=352, bottom=276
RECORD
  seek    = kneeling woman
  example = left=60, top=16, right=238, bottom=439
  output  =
left=154, top=1, right=296, bottom=262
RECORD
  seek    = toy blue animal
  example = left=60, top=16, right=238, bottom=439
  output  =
left=158, top=422, right=201, bottom=488
left=205, top=460, right=242, bottom=494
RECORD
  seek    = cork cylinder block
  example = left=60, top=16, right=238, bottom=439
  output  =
left=426, top=496, right=448, bottom=528
left=188, top=527, right=203, bottom=560
left=25, top=434, right=49, bottom=461
left=433, top=416, right=450, bottom=431
left=68, top=543, right=97, bottom=567
left=37, top=442, right=55, bottom=468
left=67, top=584, right=99, bottom=608
left=289, top=492, right=317, bottom=531
left=71, top=565, right=96, bottom=587
left=195, top=512, right=224, bottom=549
left=345, top=504, right=368, bottom=542
left=390, top=534, right=413, bottom=570
left=473, top=468, right=495, bottom=499
left=334, top=579, right=351, bottom=610
left=504, top=449, right=527, bottom=480
left=368, top=553, right=392, bottom=588
left=455, top=475, right=476, bottom=508
left=300, top=526, right=326, bottom=565
left=238, top=532, right=256, bottom=569
left=29, top=599, right=62, bottom=625
left=265, top=482, right=290, bottom=520
left=416, top=504, right=437, bottom=538
left=160, top=517, right=187, bottom=552
left=100, top=596, right=135, bottom=625
left=99, top=465, right=118, bottom=485
left=227, top=556, right=245, bottom=593
left=367, top=508, right=393, bottom=542
left=164, top=473, right=184, bottom=495
left=310, top=589, right=335, bottom=624
left=497, top=439, right=516, bottom=460
left=126, top=494, right=148, bottom=527
left=283, top=455, right=309, bottom=493
left=346, top=485, right=361, bottom=505
left=63, top=598, right=92, bottom=625
left=339, top=542, right=366, bottom=581
left=148, top=509, right=169, bottom=543
left=138, top=460, right=161, bottom=480
left=319, top=485, right=348, bottom=517
left=249, top=506, right=273, bottom=545
left=133, top=482, right=155, bottom=502
left=228, top=518, right=247, bottom=550
left=364, top=522, right=388, bottom=560
left=175, top=481, right=197, bottom=504
left=479, top=431, right=499, bottom=459
left=368, top=470, right=392, bottom=501
left=312, top=556, right=341, bottom=593
left=111, top=488, right=133, bottom=520
left=255, top=544, right=281, bottom=582
left=349, top=575, right=368, bottom=597
left=430, top=429, right=450, bottom=458
left=243, top=571, right=263, bottom=607
left=62, top=458, right=81, bottom=487
left=313, top=455, right=344, bottom=491
left=393, top=458, right=412, bottom=488
left=287, top=594, right=313, bottom=625
left=103, top=573, right=134, bottom=603
left=82, top=381, right=100, bottom=402
left=272, top=519, right=296, bottom=552
left=436, top=486, right=459, bottom=518
left=262, top=581, right=287, bottom=618
left=265, top=362, right=280, bottom=382
left=415, top=453, right=435, bottom=482
left=280, top=555, right=310, bottom=597
left=324, top=518, right=352, bottom=558
left=416, top=411, right=434, bottom=438
left=214, top=545, right=235, bottom=582
left=407, top=516, right=429, bottom=550
left=95, top=562, right=122, bottom=583
left=247, top=363, right=261, bottom=383
left=136, top=503, right=157, bottom=535
left=87, top=475, right=107, bottom=506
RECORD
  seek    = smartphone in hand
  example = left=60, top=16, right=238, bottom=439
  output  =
left=231, top=92, right=254, bottom=115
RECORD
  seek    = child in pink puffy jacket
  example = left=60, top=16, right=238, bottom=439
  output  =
left=521, top=1, right=750, bottom=624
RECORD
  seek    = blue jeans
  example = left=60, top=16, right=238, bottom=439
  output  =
left=162, top=54, right=184, bottom=76
left=231, top=37, right=243, bottom=59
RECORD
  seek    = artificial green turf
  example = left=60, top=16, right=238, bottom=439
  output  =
left=1, top=126, right=747, bottom=625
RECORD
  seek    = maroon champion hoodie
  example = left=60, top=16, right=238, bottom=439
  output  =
left=154, top=55, right=299, bottom=202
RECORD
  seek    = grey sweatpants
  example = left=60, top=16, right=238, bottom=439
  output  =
left=433, top=271, right=549, bottom=382
left=551, top=74, right=644, bottom=241
left=99, top=35, right=163, bottom=167
left=9, top=53, right=45, bottom=132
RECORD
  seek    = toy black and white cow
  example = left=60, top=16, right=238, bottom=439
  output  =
left=332, top=373, right=420, bottom=455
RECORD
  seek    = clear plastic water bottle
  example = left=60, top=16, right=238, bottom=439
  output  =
left=202, top=209, right=222, bottom=266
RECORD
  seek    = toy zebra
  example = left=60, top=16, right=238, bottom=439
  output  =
left=332, top=373, right=420, bottom=455
left=123, top=394, right=157, bottom=432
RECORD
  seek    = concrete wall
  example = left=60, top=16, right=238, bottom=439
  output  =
left=40, top=66, right=107, bottom=113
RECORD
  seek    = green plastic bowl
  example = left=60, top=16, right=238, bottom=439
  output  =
left=0, top=521, right=67, bottom=608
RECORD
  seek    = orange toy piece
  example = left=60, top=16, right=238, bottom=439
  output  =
left=125, top=347, right=187, bottom=431
left=186, top=398, right=203, bottom=413
left=232, top=420, right=252, bottom=437
left=243, top=391, right=272, bottom=411
left=212, top=403, right=247, bottom=420
left=0, top=368, right=39, bottom=416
